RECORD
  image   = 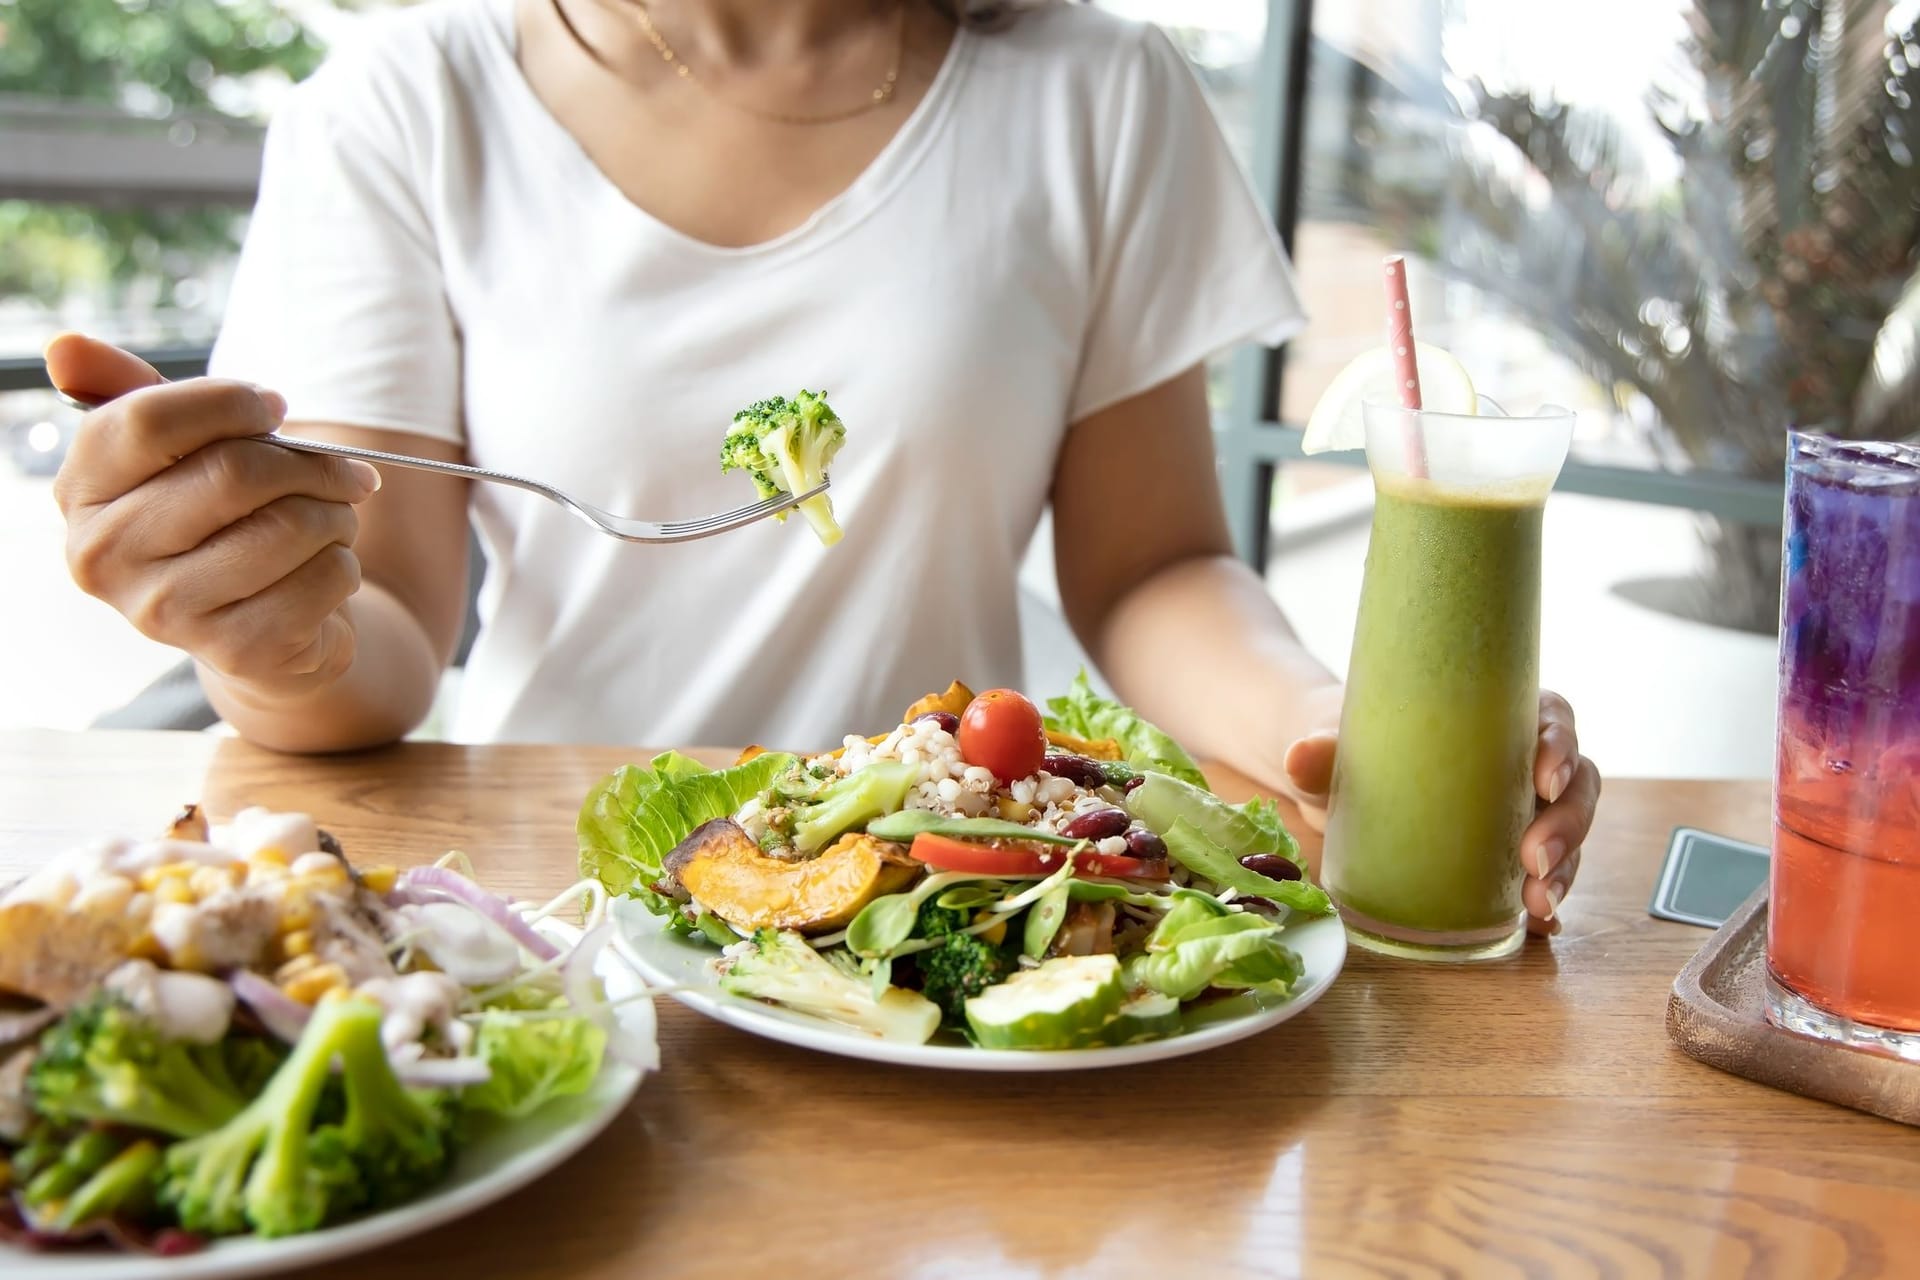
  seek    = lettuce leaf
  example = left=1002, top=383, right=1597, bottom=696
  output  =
left=1128, top=772, right=1307, bottom=877
left=577, top=750, right=798, bottom=901
left=1127, top=902, right=1303, bottom=1001
left=461, top=1013, right=607, bottom=1119
left=1042, top=670, right=1208, bottom=791
left=1163, top=817, right=1332, bottom=915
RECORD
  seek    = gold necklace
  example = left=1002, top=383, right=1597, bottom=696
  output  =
left=626, top=1, right=905, bottom=126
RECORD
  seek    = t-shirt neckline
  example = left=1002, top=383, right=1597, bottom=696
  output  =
left=476, top=0, right=974, bottom=261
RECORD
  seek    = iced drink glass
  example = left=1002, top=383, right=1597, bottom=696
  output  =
left=1765, top=432, right=1920, bottom=1060
left=1321, top=402, right=1575, bottom=962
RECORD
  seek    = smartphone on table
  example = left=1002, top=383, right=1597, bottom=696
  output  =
left=1648, top=827, right=1770, bottom=928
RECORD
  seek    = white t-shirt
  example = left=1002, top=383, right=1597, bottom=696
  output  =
left=210, top=0, right=1306, bottom=750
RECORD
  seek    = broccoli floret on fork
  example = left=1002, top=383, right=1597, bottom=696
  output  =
left=721, top=390, right=847, bottom=546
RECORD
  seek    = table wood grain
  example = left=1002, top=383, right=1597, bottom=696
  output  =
left=4, top=729, right=1919, bottom=1280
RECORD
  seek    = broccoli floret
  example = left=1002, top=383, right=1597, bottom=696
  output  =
left=29, top=996, right=254, bottom=1139
left=718, top=930, right=940, bottom=1043
left=20, top=1126, right=123, bottom=1213
left=916, top=933, right=1013, bottom=1025
left=159, top=995, right=450, bottom=1239
left=719, top=390, right=847, bottom=546
left=49, top=1138, right=164, bottom=1231
left=787, top=761, right=918, bottom=855
left=914, top=898, right=967, bottom=940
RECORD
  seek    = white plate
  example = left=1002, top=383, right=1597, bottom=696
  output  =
left=7, top=921, right=654, bottom=1280
left=612, top=898, right=1345, bottom=1072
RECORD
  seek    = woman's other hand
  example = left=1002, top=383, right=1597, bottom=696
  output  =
left=1284, top=690, right=1600, bottom=936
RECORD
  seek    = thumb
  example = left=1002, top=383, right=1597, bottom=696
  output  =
left=44, top=332, right=166, bottom=403
left=1282, top=730, right=1338, bottom=802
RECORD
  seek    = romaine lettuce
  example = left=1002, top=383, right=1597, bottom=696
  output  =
left=1042, top=670, right=1209, bottom=791
left=577, top=750, right=798, bottom=900
left=1127, top=898, right=1304, bottom=1001
left=460, top=1013, right=607, bottom=1119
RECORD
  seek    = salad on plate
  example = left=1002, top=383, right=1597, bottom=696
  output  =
left=0, top=805, right=653, bottom=1255
left=581, top=674, right=1332, bottom=1051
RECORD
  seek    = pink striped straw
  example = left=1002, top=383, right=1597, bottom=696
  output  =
left=1382, top=255, right=1431, bottom=477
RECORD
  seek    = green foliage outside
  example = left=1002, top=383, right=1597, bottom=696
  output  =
left=0, top=0, right=325, bottom=316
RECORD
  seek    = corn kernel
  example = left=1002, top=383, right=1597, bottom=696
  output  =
left=996, top=796, right=1034, bottom=823
left=358, top=865, right=397, bottom=895
left=275, top=954, right=317, bottom=983
left=282, top=962, right=347, bottom=1006
left=250, top=846, right=289, bottom=869
left=153, top=877, right=195, bottom=906
left=128, top=931, right=165, bottom=963
left=166, top=942, right=209, bottom=973
left=188, top=865, right=239, bottom=902
left=279, top=888, right=315, bottom=932
left=291, top=855, right=350, bottom=889
left=280, top=929, right=313, bottom=959
left=136, top=862, right=193, bottom=892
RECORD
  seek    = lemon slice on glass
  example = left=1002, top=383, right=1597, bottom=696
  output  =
left=1299, top=341, right=1478, bottom=455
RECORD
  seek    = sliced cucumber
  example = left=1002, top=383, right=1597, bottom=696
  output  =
left=963, top=954, right=1124, bottom=1050
left=1083, top=990, right=1182, bottom=1046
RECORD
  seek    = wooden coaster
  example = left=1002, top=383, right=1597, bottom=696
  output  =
left=1667, top=883, right=1920, bottom=1125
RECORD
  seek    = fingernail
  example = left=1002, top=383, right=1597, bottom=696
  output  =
left=1545, top=881, right=1566, bottom=920
left=258, top=389, right=288, bottom=423
left=1536, top=838, right=1564, bottom=879
left=348, top=460, right=381, bottom=493
left=1549, top=761, right=1574, bottom=804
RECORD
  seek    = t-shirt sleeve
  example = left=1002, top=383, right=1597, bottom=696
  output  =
left=1069, top=23, right=1308, bottom=425
left=208, top=68, right=463, bottom=445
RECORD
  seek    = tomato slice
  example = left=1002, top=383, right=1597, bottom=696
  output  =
left=908, top=832, right=1168, bottom=881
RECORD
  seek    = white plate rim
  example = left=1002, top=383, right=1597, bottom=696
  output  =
left=5, top=920, right=653, bottom=1280
left=612, top=900, right=1346, bottom=1072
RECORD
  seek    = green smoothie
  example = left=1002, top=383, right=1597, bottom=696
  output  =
left=1322, top=474, right=1544, bottom=958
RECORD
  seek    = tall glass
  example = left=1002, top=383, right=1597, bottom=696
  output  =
left=1765, top=433, right=1920, bottom=1061
left=1321, top=402, right=1575, bottom=962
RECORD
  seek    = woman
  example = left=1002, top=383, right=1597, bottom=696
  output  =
left=46, top=0, right=1597, bottom=933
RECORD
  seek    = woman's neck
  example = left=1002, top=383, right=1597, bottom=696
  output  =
left=613, top=0, right=897, bottom=68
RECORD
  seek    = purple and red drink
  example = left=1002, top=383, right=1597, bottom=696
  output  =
left=1766, top=432, right=1920, bottom=1059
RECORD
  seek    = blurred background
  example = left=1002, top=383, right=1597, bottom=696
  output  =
left=5, top=0, right=1918, bottom=777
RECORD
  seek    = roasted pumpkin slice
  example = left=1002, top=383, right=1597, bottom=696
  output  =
left=902, top=680, right=976, bottom=723
left=665, top=820, right=921, bottom=934
left=1044, top=729, right=1125, bottom=762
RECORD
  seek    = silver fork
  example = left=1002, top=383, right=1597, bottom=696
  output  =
left=54, top=388, right=826, bottom=544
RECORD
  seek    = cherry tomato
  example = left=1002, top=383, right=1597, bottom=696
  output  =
left=908, top=833, right=1169, bottom=881
left=958, top=688, right=1047, bottom=783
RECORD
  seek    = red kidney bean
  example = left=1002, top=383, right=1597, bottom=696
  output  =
left=1060, top=807, right=1131, bottom=841
left=1043, top=754, right=1109, bottom=789
left=1239, top=853, right=1303, bottom=882
left=1124, top=828, right=1168, bottom=861
left=1122, top=775, right=1145, bottom=794
left=913, top=711, right=961, bottom=734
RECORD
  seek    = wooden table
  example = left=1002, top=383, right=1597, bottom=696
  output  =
left=4, top=729, right=1919, bottom=1279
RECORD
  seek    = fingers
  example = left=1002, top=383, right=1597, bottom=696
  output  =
left=55, top=377, right=291, bottom=508
left=1283, top=730, right=1338, bottom=802
left=1524, top=846, right=1581, bottom=932
left=1535, top=689, right=1580, bottom=804
left=168, top=496, right=361, bottom=604
left=200, top=545, right=363, bottom=682
left=43, top=332, right=164, bottom=404
left=86, top=438, right=378, bottom=560
left=1521, top=756, right=1601, bottom=879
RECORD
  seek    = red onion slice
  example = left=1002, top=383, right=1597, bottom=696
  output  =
left=399, top=867, right=561, bottom=961
left=562, top=922, right=657, bottom=1071
left=229, top=969, right=310, bottom=1043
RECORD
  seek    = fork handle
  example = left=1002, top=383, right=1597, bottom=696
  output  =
left=54, top=386, right=563, bottom=503
left=264, top=433, right=562, bottom=501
